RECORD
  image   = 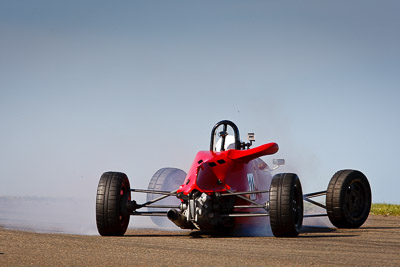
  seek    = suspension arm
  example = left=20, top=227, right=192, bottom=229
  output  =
left=221, top=189, right=270, bottom=196
left=224, top=188, right=268, bottom=211
left=303, top=190, right=327, bottom=209
left=130, top=211, right=168, bottom=216
left=131, top=188, right=178, bottom=196
left=303, top=190, right=327, bottom=198
left=221, top=213, right=270, bottom=218
left=137, top=189, right=179, bottom=208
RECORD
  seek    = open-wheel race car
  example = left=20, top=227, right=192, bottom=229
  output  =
left=96, top=120, right=372, bottom=237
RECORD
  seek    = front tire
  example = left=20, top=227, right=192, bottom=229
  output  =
left=96, top=172, right=131, bottom=236
left=269, top=173, right=303, bottom=237
left=326, top=169, right=371, bottom=228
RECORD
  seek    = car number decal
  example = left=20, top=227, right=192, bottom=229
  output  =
left=247, top=173, right=256, bottom=200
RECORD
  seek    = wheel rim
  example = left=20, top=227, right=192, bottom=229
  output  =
left=344, top=180, right=365, bottom=219
left=292, top=184, right=302, bottom=227
left=119, top=183, right=130, bottom=229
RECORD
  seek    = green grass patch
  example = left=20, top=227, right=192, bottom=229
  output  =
left=371, top=203, right=400, bottom=216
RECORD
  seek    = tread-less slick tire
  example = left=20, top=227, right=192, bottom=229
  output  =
left=147, top=168, right=186, bottom=227
left=326, top=169, right=371, bottom=228
left=96, top=172, right=131, bottom=236
left=269, top=173, right=304, bottom=237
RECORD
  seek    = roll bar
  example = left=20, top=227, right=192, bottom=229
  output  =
left=210, top=120, right=241, bottom=151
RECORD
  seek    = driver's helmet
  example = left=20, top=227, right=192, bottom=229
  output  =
left=215, top=135, right=236, bottom=152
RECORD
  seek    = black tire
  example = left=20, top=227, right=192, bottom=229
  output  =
left=96, top=172, right=131, bottom=236
left=269, top=173, right=303, bottom=237
left=147, top=168, right=186, bottom=227
left=326, top=169, right=371, bottom=228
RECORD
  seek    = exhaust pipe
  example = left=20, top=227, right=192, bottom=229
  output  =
left=167, top=209, right=193, bottom=229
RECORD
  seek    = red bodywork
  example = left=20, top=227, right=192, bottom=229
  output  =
left=177, top=142, right=279, bottom=226
left=178, top=142, right=278, bottom=195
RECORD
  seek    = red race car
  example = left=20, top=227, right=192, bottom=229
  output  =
left=96, top=120, right=371, bottom=237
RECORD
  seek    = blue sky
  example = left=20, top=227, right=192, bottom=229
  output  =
left=0, top=1, right=399, bottom=204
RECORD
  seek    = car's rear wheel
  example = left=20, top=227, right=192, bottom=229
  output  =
left=147, top=168, right=187, bottom=227
left=326, top=169, right=371, bottom=228
left=269, top=173, right=303, bottom=237
left=96, top=172, right=131, bottom=236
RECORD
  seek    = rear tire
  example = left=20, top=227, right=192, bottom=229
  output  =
left=96, top=172, right=131, bottom=236
left=326, top=169, right=371, bottom=228
left=147, top=168, right=186, bottom=227
left=269, top=173, right=303, bottom=237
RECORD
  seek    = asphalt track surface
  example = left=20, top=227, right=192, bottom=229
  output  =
left=1, top=215, right=399, bottom=266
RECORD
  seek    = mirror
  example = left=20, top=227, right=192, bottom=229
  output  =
left=273, top=159, right=285, bottom=166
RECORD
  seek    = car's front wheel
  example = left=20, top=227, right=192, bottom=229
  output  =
left=269, top=173, right=303, bottom=237
left=96, top=172, right=131, bottom=236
